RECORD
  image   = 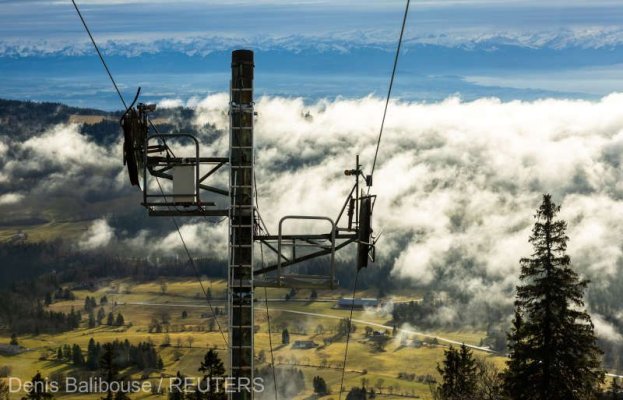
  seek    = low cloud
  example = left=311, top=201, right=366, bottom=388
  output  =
left=5, top=93, right=623, bottom=331
left=79, top=218, right=115, bottom=250
left=592, top=314, right=623, bottom=343
left=159, top=221, right=228, bottom=256
left=191, top=92, right=623, bottom=324
left=21, top=123, right=115, bottom=168
left=157, top=98, right=184, bottom=109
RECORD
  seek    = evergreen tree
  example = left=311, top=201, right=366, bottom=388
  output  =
left=84, top=296, right=93, bottom=312
left=9, top=334, right=18, bottom=346
left=88, top=310, right=96, bottom=329
left=97, top=308, right=106, bottom=325
left=63, top=344, right=72, bottom=360
left=87, top=338, right=100, bottom=370
left=434, top=344, right=478, bottom=400
left=282, top=328, right=290, bottom=345
left=115, top=313, right=125, bottom=327
left=313, top=376, right=329, bottom=395
left=346, top=387, right=367, bottom=400
left=72, top=344, right=85, bottom=366
left=56, top=347, right=63, bottom=361
left=24, top=372, right=53, bottom=400
left=503, top=194, right=604, bottom=400
left=169, top=372, right=185, bottom=400
left=100, top=343, right=119, bottom=400
left=107, top=312, right=114, bottom=326
left=68, top=307, right=80, bottom=329
left=197, top=348, right=226, bottom=399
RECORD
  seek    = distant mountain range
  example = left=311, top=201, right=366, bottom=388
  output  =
left=4, top=29, right=623, bottom=58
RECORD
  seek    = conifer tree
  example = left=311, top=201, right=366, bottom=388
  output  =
left=24, top=372, right=53, bottom=400
left=88, top=310, right=96, bottom=328
left=434, top=344, right=478, bottom=400
left=313, top=376, right=329, bottom=395
left=169, top=372, right=185, bottom=400
left=100, top=343, right=119, bottom=400
left=503, top=194, right=604, bottom=400
left=87, top=338, right=100, bottom=370
left=72, top=344, right=85, bottom=366
left=282, top=328, right=290, bottom=345
left=63, top=344, right=72, bottom=360
left=345, top=387, right=367, bottom=400
left=197, top=348, right=226, bottom=399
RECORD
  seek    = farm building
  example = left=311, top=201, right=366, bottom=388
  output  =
left=292, top=340, right=318, bottom=349
left=336, top=297, right=379, bottom=309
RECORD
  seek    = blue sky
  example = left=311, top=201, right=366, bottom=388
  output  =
left=2, top=0, right=623, bottom=109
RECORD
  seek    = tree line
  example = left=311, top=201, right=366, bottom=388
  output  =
left=56, top=338, right=163, bottom=372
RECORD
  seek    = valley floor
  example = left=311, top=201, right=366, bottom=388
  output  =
left=0, top=279, right=506, bottom=400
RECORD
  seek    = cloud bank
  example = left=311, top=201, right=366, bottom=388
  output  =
left=191, top=92, right=623, bottom=330
left=4, top=93, right=623, bottom=335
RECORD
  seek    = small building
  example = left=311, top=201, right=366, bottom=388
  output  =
left=292, top=340, right=318, bottom=349
left=336, top=297, right=379, bottom=309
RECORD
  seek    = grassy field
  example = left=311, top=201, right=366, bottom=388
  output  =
left=0, top=278, right=506, bottom=400
left=0, top=220, right=91, bottom=243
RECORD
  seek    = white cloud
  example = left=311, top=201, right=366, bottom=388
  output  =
left=158, top=98, right=184, bottom=109
left=592, top=314, right=623, bottom=342
left=159, top=222, right=228, bottom=256
left=21, top=123, right=115, bottom=168
left=79, top=218, right=115, bottom=250
left=0, top=193, right=24, bottom=205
